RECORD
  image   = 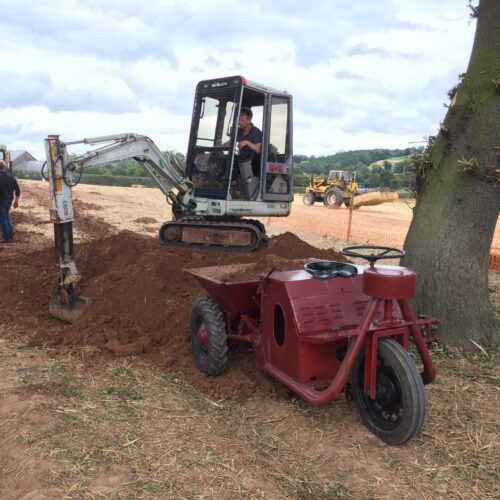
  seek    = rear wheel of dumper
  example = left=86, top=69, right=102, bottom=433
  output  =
left=350, top=338, right=426, bottom=445
left=190, top=296, right=228, bottom=375
left=303, top=192, right=315, bottom=206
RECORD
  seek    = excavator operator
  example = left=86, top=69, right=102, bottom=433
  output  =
left=236, top=107, right=262, bottom=165
left=231, top=107, right=262, bottom=196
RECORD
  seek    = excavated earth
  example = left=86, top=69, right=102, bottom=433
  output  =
left=1, top=182, right=349, bottom=401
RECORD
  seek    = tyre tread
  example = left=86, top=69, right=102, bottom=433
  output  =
left=350, top=338, right=426, bottom=445
left=190, top=296, right=228, bottom=375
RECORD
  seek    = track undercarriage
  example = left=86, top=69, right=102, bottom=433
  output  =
left=159, top=218, right=266, bottom=252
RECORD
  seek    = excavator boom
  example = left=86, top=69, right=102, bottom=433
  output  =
left=47, top=133, right=196, bottom=224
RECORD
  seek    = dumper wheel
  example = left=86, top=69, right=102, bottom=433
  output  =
left=303, top=193, right=315, bottom=206
left=350, top=338, right=426, bottom=445
left=323, top=187, right=343, bottom=207
left=190, top=296, right=228, bottom=375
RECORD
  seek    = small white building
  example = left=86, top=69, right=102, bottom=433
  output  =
left=10, top=150, right=44, bottom=175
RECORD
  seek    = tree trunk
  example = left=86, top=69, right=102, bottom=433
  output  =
left=402, top=0, right=500, bottom=347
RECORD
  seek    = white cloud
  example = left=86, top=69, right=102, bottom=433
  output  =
left=0, top=0, right=476, bottom=158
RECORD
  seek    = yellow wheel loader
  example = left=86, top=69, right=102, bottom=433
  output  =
left=303, top=170, right=358, bottom=208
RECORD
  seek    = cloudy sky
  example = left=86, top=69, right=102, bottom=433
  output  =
left=1, top=0, right=476, bottom=159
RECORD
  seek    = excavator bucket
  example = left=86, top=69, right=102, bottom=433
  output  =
left=49, top=292, right=91, bottom=324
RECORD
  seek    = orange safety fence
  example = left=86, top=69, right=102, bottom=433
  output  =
left=264, top=200, right=500, bottom=272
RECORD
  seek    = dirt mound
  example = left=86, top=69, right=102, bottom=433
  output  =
left=132, top=217, right=158, bottom=224
left=73, top=200, right=103, bottom=211
left=0, top=229, right=346, bottom=401
left=74, top=216, right=115, bottom=240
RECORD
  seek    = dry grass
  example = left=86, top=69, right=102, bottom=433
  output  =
left=1, top=328, right=352, bottom=498
left=1, top=322, right=499, bottom=499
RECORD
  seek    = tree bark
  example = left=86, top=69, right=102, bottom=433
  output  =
left=402, top=0, right=500, bottom=347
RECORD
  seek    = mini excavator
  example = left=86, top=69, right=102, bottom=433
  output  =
left=45, top=76, right=294, bottom=322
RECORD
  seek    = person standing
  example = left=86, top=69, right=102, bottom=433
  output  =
left=0, top=160, right=20, bottom=243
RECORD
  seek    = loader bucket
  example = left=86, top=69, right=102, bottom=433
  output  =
left=49, top=293, right=91, bottom=323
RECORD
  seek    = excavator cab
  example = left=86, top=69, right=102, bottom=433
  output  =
left=185, top=76, right=293, bottom=203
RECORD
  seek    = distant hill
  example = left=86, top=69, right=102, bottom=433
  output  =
left=293, top=148, right=419, bottom=175
left=369, top=155, right=410, bottom=167
left=293, top=147, right=423, bottom=190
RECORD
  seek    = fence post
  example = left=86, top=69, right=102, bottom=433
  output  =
left=346, top=193, right=354, bottom=242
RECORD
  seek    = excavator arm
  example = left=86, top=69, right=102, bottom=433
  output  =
left=44, top=133, right=195, bottom=323
left=46, top=133, right=195, bottom=222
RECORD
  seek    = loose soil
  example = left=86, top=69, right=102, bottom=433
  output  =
left=1, top=181, right=349, bottom=401
left=1, top=180, right=498, bottom=499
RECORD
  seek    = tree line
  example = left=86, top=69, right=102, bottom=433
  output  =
left=83, top=147, right=423, bottom=190
left=14, top=148, right=422, bottom=191
left=293, top=147, right=424, bottom=190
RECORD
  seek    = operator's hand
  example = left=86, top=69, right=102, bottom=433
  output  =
left=13, top=199, right=19, bottom=209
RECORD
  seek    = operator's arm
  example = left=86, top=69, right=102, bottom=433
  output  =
left=12, top=178, right=20, bottom=208
left=237, top=125, right=262, bottom=155
left=237, top=140, right=261, bottom=154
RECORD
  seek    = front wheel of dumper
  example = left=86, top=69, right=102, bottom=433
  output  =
left=350, top=338, right=426, bottom=445
left=190, top=296, right=228, bottom=375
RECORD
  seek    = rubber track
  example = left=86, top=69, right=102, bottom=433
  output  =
left=159, top=219, right=263, bottom=252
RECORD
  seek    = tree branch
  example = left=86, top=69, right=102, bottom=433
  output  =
left=457, top=155, right=500, bottom=184
left=468, top=1, right=480, bottom=18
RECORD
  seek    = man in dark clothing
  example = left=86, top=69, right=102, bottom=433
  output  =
left=0, top=160, right=20, bottom=243
left=232, top=107, right=262, bottom=200
left=230, top=106, right=262, bottom=182
left=236, top=107, right=262, bottom=163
